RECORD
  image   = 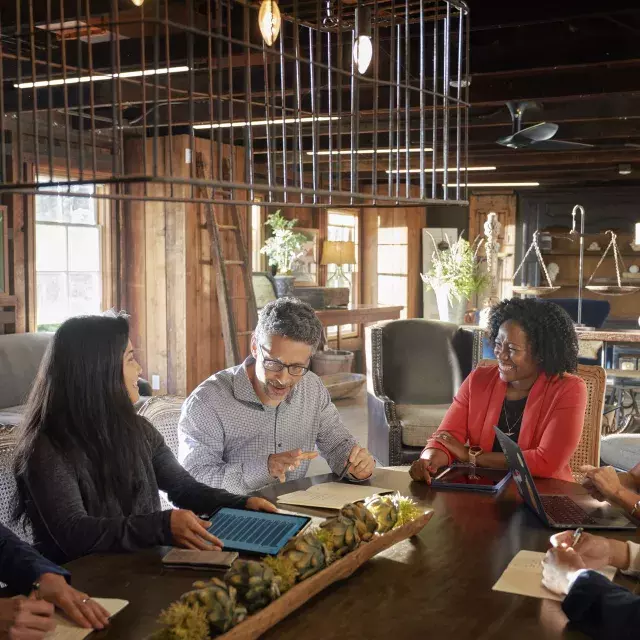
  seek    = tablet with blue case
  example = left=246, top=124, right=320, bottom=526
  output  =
left=207, top=508, right=311, bottom=555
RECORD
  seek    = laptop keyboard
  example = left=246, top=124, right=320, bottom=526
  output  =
left=540, top=495, right=599, bottom=526
left=209, top=512, right=292, bottom=546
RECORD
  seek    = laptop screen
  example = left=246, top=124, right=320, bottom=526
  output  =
left=207, top=508, right=311, bottom=555
left=493, top=427, right=548, bottom=520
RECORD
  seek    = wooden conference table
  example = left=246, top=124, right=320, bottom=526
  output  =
left=66, top=470, right=638, bottom=639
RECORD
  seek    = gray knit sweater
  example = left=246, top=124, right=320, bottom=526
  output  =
left=21, top=420, right=248, bottom=564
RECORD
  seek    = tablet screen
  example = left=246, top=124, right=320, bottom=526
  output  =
left=207, top=508, right=311, bottom=555
left=433, top=467, right=510, bottom=487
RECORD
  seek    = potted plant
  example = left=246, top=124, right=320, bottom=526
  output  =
left=421, top=233, right=488, bottom=324
left=261, top=211, right=308, bottom=297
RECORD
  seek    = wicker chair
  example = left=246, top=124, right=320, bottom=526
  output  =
left=138, top=395, right=186, bottom=509
left=475, top=360, right=605, bottom=480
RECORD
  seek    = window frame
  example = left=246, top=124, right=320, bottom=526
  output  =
left=325, top=209, right=360, bottom=339
left=33, top=176, right=112, bottom=329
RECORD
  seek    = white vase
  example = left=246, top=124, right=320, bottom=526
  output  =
left=434, top=286, right=467, bottom=324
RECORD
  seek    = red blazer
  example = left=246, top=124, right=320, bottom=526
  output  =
left=425, top=364, right=587, bottom=482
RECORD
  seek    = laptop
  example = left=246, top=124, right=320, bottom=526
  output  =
left=494, top=427, right=636, bottom=530
left=207, top=507, right=311, bottom=555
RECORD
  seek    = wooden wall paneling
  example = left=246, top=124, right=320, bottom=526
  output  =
left=164, top=136, right=189, bottom=396
left=361, top=207, right=379, bottom=306
left=122, top=138, right=148, bottom=376
left=406, top=208, right=427, bottom=319
left=144, top=139, right=169, bottom=396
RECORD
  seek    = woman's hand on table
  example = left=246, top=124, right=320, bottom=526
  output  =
left=550, top=530, right=630, bottom=571
left=409, top=449, right=449, bottom=484
left=170, top=509, right=223, bottom=551
left=245, top=497, right=278, bottom=513
left=0, top=597, right=55, bottom=639
left=542, top=547, right=586, bottom=596
left=433, top=432, right=469, bottom=463
left=34, top=573, right=110, bottom=631
left=581, top=465, right=623, bottom=503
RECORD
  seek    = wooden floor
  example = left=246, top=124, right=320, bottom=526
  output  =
left=306, top=388, right=368, bottom=476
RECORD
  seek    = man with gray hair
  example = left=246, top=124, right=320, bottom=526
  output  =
left=178, top=298, right=375, bottom=493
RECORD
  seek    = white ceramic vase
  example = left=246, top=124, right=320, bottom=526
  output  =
left=434, top=285, right=467, bottom=324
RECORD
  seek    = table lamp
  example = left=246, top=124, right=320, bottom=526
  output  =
left=321, top=240, right=356, bottom=290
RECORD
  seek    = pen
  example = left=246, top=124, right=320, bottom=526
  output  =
left=571, top=527, right=584, bottom=549
left=337, top=457, right=351, bottom=480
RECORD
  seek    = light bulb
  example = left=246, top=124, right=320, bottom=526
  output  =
left=353, top=35, right=373, bottom=74
left=258, top=0, right=282, bottom=47
left=130, top=0, right=144, bottom=6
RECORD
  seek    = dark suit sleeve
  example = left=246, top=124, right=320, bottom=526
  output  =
left=562, top=570, right=640, bottom=640
left=148, top=424, right=248, bottom=515
left=0, top=524, right=69, bottom=595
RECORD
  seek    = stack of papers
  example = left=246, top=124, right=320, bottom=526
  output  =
left=492, top=550, right=616, bottom=602
left=277, top=482, right=393, bottom=510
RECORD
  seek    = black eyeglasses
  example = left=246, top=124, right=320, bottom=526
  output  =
left=258, top=344, right=310, bottom=377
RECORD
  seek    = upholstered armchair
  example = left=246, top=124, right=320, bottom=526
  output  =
left=365, top=319, right=482, bottom=466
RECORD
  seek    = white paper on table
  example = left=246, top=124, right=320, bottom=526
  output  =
left=46, top=598, right=128, bottom=640
left=277, top=482, right=394, bottom=510
left=492, top=550, right=617, bottom=602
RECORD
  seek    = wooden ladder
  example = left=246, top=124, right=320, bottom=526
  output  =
left=195, top=151, right=258, bottom=367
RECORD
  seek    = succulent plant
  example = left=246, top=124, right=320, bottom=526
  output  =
left=364, top=494, right=399, bottom=533
left=225, top=559, right=281, bottom=613
left=278, top=531, right=327, bottom=580
left=340, top=502, right=379, bottom=542
left=181, top=578, right=247, bottom=635
left=319, top=515, right=360, bottom=559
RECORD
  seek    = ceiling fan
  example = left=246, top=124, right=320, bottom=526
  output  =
left=496, top=100, right=594, bottom=151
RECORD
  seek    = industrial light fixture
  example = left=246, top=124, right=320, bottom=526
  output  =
left=193, top=115, right=340, bottom=130
left=618, top=163, right=632, bottom=175
left=445, top=182, right=540, bottom=188
left=352, top=6, right=373, bottom=74
left=310, top=147, right=432, bottom=156
left=14, top=65, right=189, bottom=89
left=258, top=0, right=282, bottom=47
left=386, top=166, right=497, bottom=174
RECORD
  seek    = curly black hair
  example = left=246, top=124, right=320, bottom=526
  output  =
left=488, top=298, right=578, bottom=377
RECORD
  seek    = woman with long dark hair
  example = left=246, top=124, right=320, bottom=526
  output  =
left=13, top=313, right=275, bottom=565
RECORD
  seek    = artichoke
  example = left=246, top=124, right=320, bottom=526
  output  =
left=225, top=559, right=281, bottom=613
left=340, top=502, right=379, bottom=542
left=319, top=515, right=360, bottom=559
left=181, top=578, right=247, bottom=635
left=278, top=532, right=327, bottom=580
left=364, top=494, right=399, bottom=533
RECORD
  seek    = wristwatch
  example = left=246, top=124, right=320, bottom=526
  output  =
left=468, top=446, right=483, bottom=469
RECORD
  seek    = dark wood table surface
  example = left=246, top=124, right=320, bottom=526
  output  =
left=65, top=470, right=639, bottom=639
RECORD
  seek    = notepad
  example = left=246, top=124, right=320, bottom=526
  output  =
left=47, top=598, right=128, bottom=640
left=277, top=482, right=394, bottom=510
left=492, top=550, right=616, bottom=602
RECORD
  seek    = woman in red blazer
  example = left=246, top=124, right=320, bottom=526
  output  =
left=410, top=298, right=587, bottom=483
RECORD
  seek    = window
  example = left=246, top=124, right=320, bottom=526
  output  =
left=377, top=222, right=407, bottom=318
left=251, top=200, right=264, bottom=272
left=35, top=181, right=102, bottom=331
left=326, top=211, right=358, bottom=337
